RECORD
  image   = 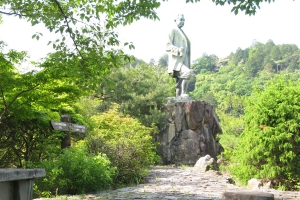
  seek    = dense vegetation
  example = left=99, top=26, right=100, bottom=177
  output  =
left=0, top=51, right=170, bottom=196
left=1, top=0, right=300, bottom=197
left=0, top=0, right=172, bottom=196
left=190, top=40, right=300, bottom=190
left=230, top=78, right=300, bottom=190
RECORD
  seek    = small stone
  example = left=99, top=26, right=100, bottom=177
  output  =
left=194, top=155, right=214, bottom=172
left=247, top=178, right=262, bottom=189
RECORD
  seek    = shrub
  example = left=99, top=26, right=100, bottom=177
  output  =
left=87, top=106, right=159, bottom=184
left=229, top=76, right=300, bottom=190
left=217, top=109, right=244, bottom=161
left=34, top=145, right=116, bottom=197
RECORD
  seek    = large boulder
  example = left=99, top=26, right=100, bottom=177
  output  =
left=156, top=100, right=223, bottom=165
left=173, top=130, right=201, bottom=165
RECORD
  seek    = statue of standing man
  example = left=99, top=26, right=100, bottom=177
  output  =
left=166, top=14, right=191, bottom=97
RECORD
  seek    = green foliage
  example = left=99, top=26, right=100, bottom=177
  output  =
left=0, top=45, right=87, bottom=167
left=99, top=64, right=174, bottom=128
left=34, top=145, right=116, bottom=197
left=184, top=0, right=285, bottom=16
left=191, top=53, right=219, bottom=74
left=228, top=47, right=249, bottom=66
left=217, top=109, right=244, bottom=160
left=191, top=42, right=300, bottom=191
left=1, top=0, right=164, bottom=95
left=191, top=41, right=300, bottom=114
left=87, top=106, right=159, bottom=185
left=191, top=63, right=250, bottom=114
left=0, top=110, right=62, bottom=167
left=229, top=76, right=300, bottom=190
left=211, top=0, right=280, bottom=15
left=158, top=54, right=168, bottom=68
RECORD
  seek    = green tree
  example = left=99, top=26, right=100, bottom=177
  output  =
left=230, top=76, right=300, bottom=190
left=229, top=47, right=249, bottom=65
left=127, top=58, right=147, bottom=68
left=192, top=53, right=218, bottom=74
left=0, top=44, right=85, bottom=167
left=98, top=64, right=174, bottom=128
left=210, top=0, right=286, bottom=15
left=0, top=0, right=165, bottom=92
left=270, top=46, right=282, bottom=61
left=158, top=53, right=168, bottom=68
left=244, top=42, right=265, bottom=77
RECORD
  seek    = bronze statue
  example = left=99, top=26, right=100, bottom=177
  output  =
left=166, top=14, right=191, bottom=97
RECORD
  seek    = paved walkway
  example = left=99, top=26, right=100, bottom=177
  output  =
left=35, top=167, right=300, bottom=200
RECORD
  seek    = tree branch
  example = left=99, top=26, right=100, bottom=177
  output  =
left=0, top=9, right=34, bottom=18
left=0, top=84, right=40, bottom=123
left=51, top=0, right=84, bottom=60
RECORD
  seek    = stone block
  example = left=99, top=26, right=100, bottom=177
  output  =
left=0, top=168, right=46, bottom=182
left=0, top=168, right=46, bottom=200
left=222, top=191, right=274, bottom=200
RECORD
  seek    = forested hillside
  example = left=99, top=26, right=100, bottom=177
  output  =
left=190, top=40, right=300, bottom=114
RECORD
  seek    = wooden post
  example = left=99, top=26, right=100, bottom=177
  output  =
left=61, top=115, right=71, bottom=149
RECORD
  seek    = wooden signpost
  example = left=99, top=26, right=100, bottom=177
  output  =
left=51, top=115, right=87, bottom=149
left=51, top=121, right=87, bottom=133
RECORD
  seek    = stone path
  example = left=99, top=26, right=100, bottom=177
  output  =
left=35, top=167, right=300, bottom=200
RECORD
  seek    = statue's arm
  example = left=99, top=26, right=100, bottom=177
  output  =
left=166, top=30, right=183, bottom=57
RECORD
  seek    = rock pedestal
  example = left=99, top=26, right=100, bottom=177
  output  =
left=156, top=100, right=223, bottom=165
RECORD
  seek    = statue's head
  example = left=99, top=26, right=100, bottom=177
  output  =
left=174, top=14, right=185, bottom=28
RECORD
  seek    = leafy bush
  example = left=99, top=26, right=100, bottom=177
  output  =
left=229, top=76, right=300, bottom=190
left=34, top=145, right=115, bottom=197
left=87, top=106, right=159, bottom=184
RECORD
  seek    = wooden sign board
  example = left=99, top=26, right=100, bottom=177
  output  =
left=51, top=121, right=70, bottom=132
left=51, top=121, right=87, bottom=133
left=70, top=124, right=87, bottom=133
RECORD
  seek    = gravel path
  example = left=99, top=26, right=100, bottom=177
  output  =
left=34, top=167, right=300, bottom=200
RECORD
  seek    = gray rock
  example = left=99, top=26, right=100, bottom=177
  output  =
left=185, top=100, right=204, bottom=130
left=174, top=129, right=201, bottom=165
left=262, top=181, right=273, bottom=189
left=174, top=103, right=185, bottom=132
left=247, top=178, right=273, bottom=190
left=194, top=155, right=215, bottom=172
left=156, top=100, right=223, bottom=165
left=247, top=178, right=262, bottom=189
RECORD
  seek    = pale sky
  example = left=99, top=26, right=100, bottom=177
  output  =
left=0, top=0, right=299, bottom=66
left=117, top=0, right=300, bottom=62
